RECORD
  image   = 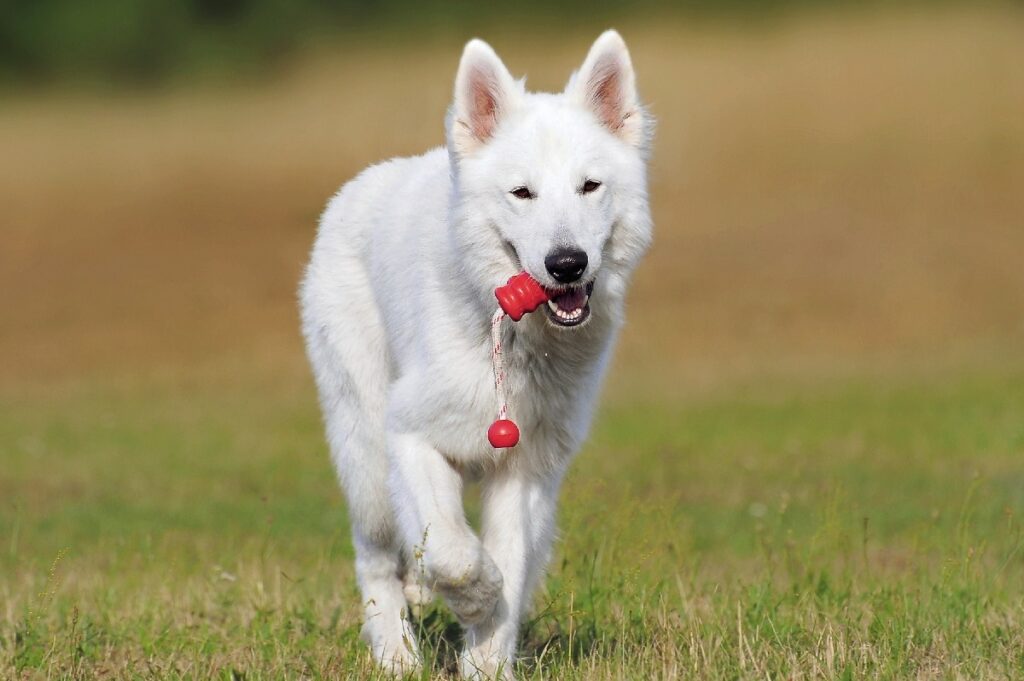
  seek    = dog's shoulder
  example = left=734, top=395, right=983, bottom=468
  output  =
left=313, top=147, right=449, bottom=253
left=330, top=148, right=448, bottom=209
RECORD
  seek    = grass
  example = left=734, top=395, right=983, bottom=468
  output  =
left=2, top=366, right=1023, bottom=678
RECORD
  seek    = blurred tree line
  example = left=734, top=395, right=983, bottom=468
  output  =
left=0, top=0, right=904, bottom=86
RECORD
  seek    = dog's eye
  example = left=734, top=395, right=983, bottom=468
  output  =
left=581, top=179, right=602, bottom=194
left=510, top=186, right=534, bottom=200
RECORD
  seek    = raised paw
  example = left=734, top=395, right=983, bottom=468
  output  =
left=430, top=545, right=503, bottom=625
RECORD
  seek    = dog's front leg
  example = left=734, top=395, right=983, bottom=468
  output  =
left=388, top=432, right=503, bottom=626
left=461, top=465, right=563, bottom=680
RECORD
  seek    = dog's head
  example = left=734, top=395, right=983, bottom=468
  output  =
left=447, top=31, right=653, bottom=330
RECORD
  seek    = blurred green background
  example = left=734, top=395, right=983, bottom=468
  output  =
left=0, top=0, right=963, bottom=86
left=0, top=0, right=711, bottom=84
left=2, top=1, right=1023, bottom=678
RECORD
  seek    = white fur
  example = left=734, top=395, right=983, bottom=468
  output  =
left=300, top=30, right=652, bottom=679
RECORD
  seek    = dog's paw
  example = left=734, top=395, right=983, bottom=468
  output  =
left=460, top=649, right=516, bottom=680
left=378, top=650, right=422, bottom=678
left=429, top=545, right=503, bottom=625
left=402, top=570, right=435, bottom=614
left=361, top=616, right=422, bottom=677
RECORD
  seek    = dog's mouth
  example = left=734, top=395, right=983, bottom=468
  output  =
left=544, top=281, right=594, bottom=327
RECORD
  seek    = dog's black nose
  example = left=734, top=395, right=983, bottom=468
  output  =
left=545, top=248, right=588, bottom=284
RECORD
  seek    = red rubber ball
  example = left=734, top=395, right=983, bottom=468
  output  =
left=488, top=419, right=520, bottom=448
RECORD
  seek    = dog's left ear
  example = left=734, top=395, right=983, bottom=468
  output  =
left=566, top=30, right=648, bottom=150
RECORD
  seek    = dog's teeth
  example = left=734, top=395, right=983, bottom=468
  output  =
left=546, top=292, right=592, bottom=324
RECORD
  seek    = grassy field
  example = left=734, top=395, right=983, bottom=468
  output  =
left=4, top=368, right=1024, bottom=678
left=3, top=5, right=1024, bottom=679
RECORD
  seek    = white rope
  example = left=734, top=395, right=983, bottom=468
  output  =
left=490, top=308, right=509, bottom=421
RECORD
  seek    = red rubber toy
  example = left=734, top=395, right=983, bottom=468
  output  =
left=495, top=272, right=549, bottom=321
left=487, top=419, right=520, bottom=449
left=488, top=272, right=549, bottom=449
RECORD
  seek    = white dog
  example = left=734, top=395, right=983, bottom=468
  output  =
left=300, top=30, right=652, bottom=679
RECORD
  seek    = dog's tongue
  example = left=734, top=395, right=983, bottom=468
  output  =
left=550, top=287, right=588, bottom=310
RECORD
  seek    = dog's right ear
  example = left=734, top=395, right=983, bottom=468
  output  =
left=449, top=39, right=521, bottom=157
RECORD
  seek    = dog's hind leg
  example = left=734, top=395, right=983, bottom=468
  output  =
left=352, top=530, right=419, bottom=673
left=302, top=259, right=420, bottom=674
left=314, top=358, right=421, bottom=672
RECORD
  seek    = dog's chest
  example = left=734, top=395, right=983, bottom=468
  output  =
left=423, top=324, right=608, bottom=466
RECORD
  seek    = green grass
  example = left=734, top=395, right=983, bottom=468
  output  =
left=2, top=368, right=1024, bottom=678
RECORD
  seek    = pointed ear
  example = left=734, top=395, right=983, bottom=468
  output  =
left=449, top=39, right=521, bottom=157
left=566, top=30, right=647, bottom=149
